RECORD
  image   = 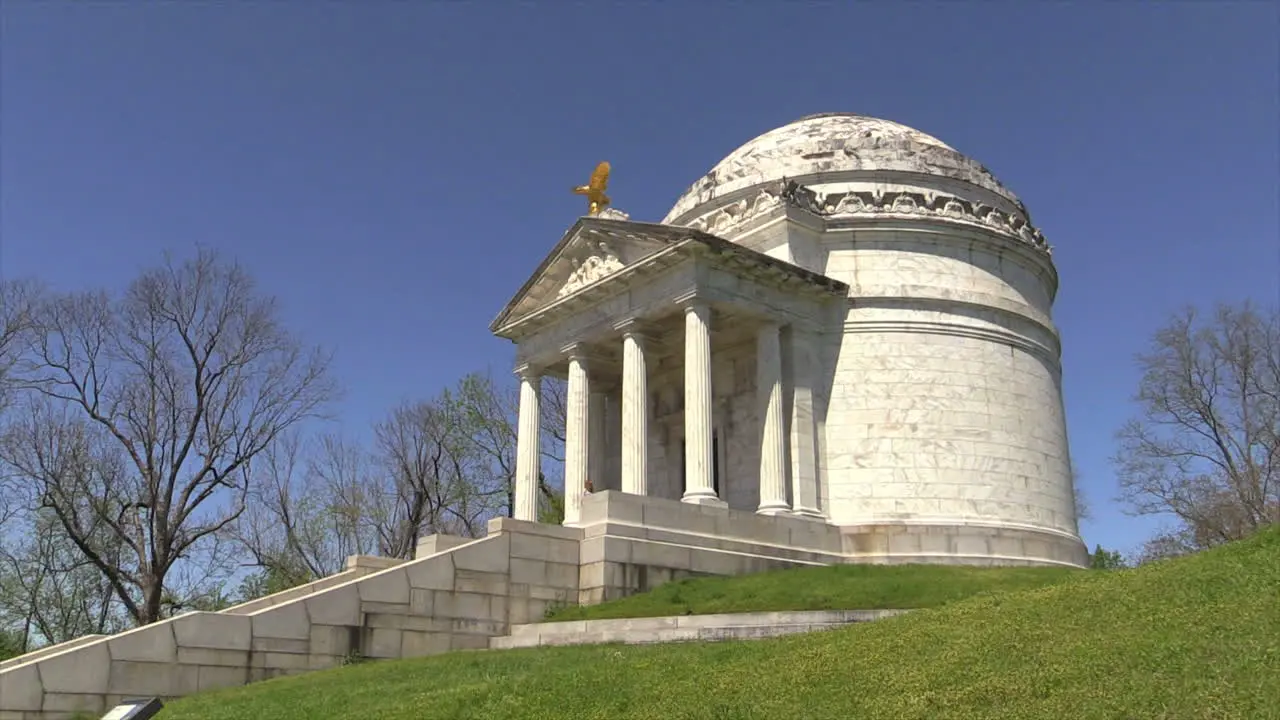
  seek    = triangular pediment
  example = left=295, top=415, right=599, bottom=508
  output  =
left=491, top=218, right=688, bottom=332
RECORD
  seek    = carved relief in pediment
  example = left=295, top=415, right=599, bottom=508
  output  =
left=557, top=239, right=626, bottom=298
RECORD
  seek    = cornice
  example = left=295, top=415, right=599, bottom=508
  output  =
left=683, top=181, right=1053, bottom=258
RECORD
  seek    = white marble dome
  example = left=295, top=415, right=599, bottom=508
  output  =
left=662, top=112, right=1027, bottom=227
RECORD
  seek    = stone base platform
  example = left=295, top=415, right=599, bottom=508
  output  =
left=489, top=609, right=912, bottom=649
left=0, top=490, right=1083, bottom=719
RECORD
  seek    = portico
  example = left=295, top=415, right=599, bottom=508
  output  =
left=491, top=216, right=847, bottom=526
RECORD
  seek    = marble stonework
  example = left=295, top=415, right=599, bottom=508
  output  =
left=0, top=113, right=1088, bottom=718
left=495, top=112, right=1086, bottom=567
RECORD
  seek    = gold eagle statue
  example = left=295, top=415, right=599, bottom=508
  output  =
left=573, top=161, right=611, bottom=215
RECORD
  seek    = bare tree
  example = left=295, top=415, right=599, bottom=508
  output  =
left=231, top=431, right=386, bottom=600
left=0, top=279, right=42, bottom=528
left=0, top=250, right=335, bottom=624
left=232, top=371, right=571, bottom=584
left=1114, top=302, right=1280, bottom=556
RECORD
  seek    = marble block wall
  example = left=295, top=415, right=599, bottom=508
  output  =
left=0, top=522, right=582, bottom=720
left=817, top=224, right=1076, bottom=539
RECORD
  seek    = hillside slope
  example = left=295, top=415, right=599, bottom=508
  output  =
left=160, top=527, right=1280, bottom=720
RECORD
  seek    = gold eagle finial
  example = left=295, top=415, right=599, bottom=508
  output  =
left=573, top=161, right=611, bottom=215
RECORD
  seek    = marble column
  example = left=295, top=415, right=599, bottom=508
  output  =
left=682, top=302, right=722, bottom=505
left=620, top=326, right=648, bottom=496
left=786, top=326, right=822, bottom=517
left=513, top=368, right=541, bottom=522
left=563, top=350, right=590, bottom=526
left=756, top=322, right=789, bottom=515
left=589, top=391, right=607, bottom=492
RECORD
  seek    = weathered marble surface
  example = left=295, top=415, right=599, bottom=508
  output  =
left=662, top=113, right=1025, bottom=226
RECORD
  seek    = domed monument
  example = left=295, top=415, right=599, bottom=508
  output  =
left=492, top=113, right=1087, bottom=584
left=0, top=116, right=1090, bottom=714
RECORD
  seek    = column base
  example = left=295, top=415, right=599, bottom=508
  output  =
left=755, top=504, right=791, bottom=516
left=681, top=493, right=727, bottom=507
left=791, top=507, right=826, bottom=521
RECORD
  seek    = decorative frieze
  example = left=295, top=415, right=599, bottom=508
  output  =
left=686, top=181, right=1051, bottom=255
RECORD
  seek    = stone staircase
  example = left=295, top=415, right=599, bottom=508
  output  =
left=489, top=609, right=911, bottom=649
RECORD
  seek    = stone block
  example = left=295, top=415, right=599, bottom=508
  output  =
left=357, top=568, right=411, bottom=604
left=0, top=664, right=42, bottom=711
left=256, top=651, right=311, bottom=671
left=510, top=558, right=548, bottom=586
left=360, top=600, right=412, bottom=616
left=578, top=587, right=605, bottom=606
left=455, top=569, right=508, bottom=596
left=434, top=591, right=491, bottom=620
left=595, top=492, right=644, bottom=525
left=507, top=598, right=535, bottom=625
left=954, top=535, right=990, bottom=557
left=400, top=631, right=451, bottom=657
left=545, top=538, right=580, bottom=565
left=172, top=664, right=202, bottom=695
left=527, top=584, right=573, bottom=602
left=344, top=555, right=407, bottom=573
left=629, top=541, right=693, bottom=570
left=176, top=647, right=250, bottom=667
left=579, top=537, right=606, bottom=565
left=309, top=625, right=353, bottom=657
left=410, top=588, right=433, bottom=615
left=308, top=654, right=342, bottom=671
left=251, top=636, right=309, bottom=654
left=304, top=584, right=361, bottom=627
left=490, top=595, right=508, bottom=623
left=918, top=531, right=952, bottom=555
left=416, top=533, right=471, bottom=559
left=452, top=535, right=509, bottom=574
left=888, top=532, right=922, bottom=554
left=106, top=624, right=176, bottom=664
left=450, top=634, right=492, bottom=651
left=363, top=628, right=403, bottom=659
left=365, top=613, right=449, bottom=633
left=689, top=550, right=755, bottom=577
left=451, top=617, right=504, bottom=636
left=40, top=692, right=104, bottom=716
left=39, top=641, right=110, bottom=694
left=579, top=561, right=605, bottom=588
left=198, top=665, right=249, bottom=692
left=251, top=600, right=310, bottom=641
left=405, top=555, right=456, bottom=591
left=174, top=612, right=252, bottom=651
left=543, top=561, right=580, bottom=588
left=107, top=660, right=175, bottom=697
left=603, top=537, right=635, bottom=563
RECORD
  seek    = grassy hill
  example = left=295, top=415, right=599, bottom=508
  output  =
left=546, top=562, right=1079, bottom=621
left=159, top=527, right=1280, bottom=720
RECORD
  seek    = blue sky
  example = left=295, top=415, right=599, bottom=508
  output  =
left=2, top=2, right=1277, bottom=556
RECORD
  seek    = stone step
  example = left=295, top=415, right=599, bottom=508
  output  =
left=491, top=609, right=909, bottom=649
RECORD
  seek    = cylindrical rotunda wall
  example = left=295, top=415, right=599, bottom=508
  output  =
left=820, top=225, right=1078, bottom=540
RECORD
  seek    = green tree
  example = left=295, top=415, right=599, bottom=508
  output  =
left=1088, top=545, right=1128, bottom=570
left=0, top=627, right=24, bottom=662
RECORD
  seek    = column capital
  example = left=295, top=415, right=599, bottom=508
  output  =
left=560, top=342, right=599, bottom=363
left=614, top=317, right=659, bottom=340
left=672, top=290, right=711, bottom=312
left=757, top=319, right=784, bottom=335
left=514, top=363, right=543, bottom=381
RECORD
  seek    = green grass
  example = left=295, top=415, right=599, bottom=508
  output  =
left=545, top=563, right=1081, bottom=621
left=159, top=527, right=1280, bottom=719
